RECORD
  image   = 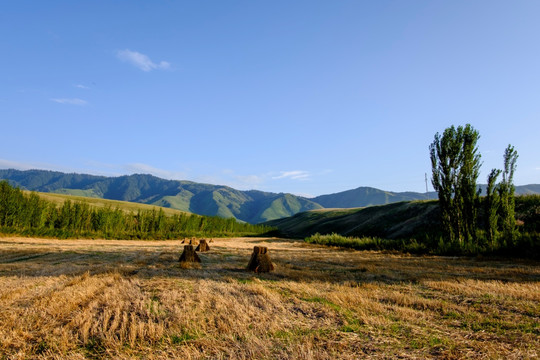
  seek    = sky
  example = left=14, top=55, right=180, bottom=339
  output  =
left=1, top=1, right=539, bottom=197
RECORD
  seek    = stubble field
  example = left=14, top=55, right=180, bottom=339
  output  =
left=0, top=236, right=538, bottom=359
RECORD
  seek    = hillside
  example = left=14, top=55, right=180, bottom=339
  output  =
left=266, top=201, right=441, bottom=240
left=267, top=195, right=540, bottom=241
left=312, top=185, right=539, bottom=208
left=0, top=169, right=321, bottom=223
left=1, top=169, right=538, bottom=224
left=0, top=181, right=270, bottom=239
left=30, top=191, right=191, bottom=217
left=312, top=187, right=437, bottom=207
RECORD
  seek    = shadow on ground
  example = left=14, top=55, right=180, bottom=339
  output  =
left=1, top=238, right=539, bottom=285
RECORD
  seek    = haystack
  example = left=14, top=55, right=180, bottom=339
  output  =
left=247, top=246, right=274, bottom=273
left=196, top=239, right=210, bottom=252
left=179, top=245, right=201, bottom=264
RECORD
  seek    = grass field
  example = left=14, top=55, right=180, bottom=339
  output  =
left=0, top=236, right=538, bottom=359
left=28, top=191, right=190, bottom=216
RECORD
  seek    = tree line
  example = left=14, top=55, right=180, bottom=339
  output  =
left=0, top=181, right=273, bottom=239
left=430, top=124, right=537, bottom=255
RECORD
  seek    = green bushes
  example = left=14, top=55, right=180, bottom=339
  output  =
left=306, top=226, right=539, bottom=257
left=0, top=181, right=272, bottom=239
left=305, top=233, right=427, bottom=253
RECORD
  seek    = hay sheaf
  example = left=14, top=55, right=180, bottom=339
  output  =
left=247, top=246, right=275, bottom=273
left=179, top=245, right=201, bottom=266
left=196, top=239, right=210, bottom=252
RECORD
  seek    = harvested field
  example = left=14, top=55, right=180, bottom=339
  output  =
left=0, top=236, right=538, bottom=359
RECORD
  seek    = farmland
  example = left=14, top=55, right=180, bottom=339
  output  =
left=0, top=236, right=538, bottom=359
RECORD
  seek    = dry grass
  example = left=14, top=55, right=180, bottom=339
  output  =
left=28, top=191, right=189, bottom=216
left=0, top=236, right=538, bottom=359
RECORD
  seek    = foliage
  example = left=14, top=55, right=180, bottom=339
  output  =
left=305, top=218, right=539, bottom=256
left=0, top=181, right=273, bottom=239
left=293, top=196, right=539, bottom=257
left=498, top=145, right=519, bottom=243
left=429, top=124, right=481, bottom=245
left=426, top=126, right=534, bottom=256
left=305, top=233, right=427, bottom=253
left=484, top=168, right=502, bottom=247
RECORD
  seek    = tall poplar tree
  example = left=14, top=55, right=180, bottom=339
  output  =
left=485, top=168, right=502, bottom=247
left=430, top=124, right=481, bottom=245
left=498, top=145, right=518, bottom=243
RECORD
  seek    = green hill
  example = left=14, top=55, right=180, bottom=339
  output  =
left=312, top=187, right=436, bottom=208
left=32, top=191, right=191, bottom=217
left=0, top=169, right=322, bottom=223
left=266, top=195, right=540, bottom=241
left=1, top=169, right=538, bottom=224
left=0, top=180, right=270, bottom=239
left=266, top=201, right=441, bottom=239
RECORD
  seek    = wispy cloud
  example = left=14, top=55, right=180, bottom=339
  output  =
left=0, top=159, right=35, bottom=170
left=125, top=163, right=186, bottom=180
left=234, top=174, right=264, bottom=186
left=0, top=159, right=76, bottom=173
left=116, top=49, right=170, bottom=72
left=187, top=169, right=265, bottom=190
left=293, top=192, right=315, bottom=198
left=75, top=84, right=89, bottom=89
left=272, top=170, right=311, bottom=181
left=50, top=98, right=87, bottom=106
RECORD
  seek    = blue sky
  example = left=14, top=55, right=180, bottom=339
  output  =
left=1, top=1, right=539, bottom=196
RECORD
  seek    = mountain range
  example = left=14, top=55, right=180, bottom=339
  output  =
left=1, top=169, right=538, bottom=224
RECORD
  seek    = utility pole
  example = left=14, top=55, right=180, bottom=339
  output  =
left=425, top=173, right=429, bottom=198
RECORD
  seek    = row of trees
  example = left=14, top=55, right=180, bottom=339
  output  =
left=429, top=124, right=521, bottom=251
left=0, top=181, right=272, bottom=239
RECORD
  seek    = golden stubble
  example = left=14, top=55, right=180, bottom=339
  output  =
left=0, top=236, right=538, bottom=359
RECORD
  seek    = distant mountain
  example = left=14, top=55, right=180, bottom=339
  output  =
left=312, top=184, right=539, bottom=209
left=312, top=187, right=437, bottom=208
left=0, top=169, right=322, bottom=223
left=511, top=184, right=540, bottom=194
left=0, top=169, right=538, bottom=224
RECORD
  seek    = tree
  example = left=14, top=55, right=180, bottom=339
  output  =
left=485, top=168, right=502, bottom=248
left=430, top=124, right=481, bottom=245
left=458, top=125, right=482, bottom=242
left=498, top=145, right=518, bottom=243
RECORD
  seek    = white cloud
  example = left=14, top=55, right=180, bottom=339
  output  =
left=0, top=159, right=35, bottom=170
left=116, top=49, right=170, bottom=72
left=293, top=192, right=315, bottom=198
left=0, top=159, right=77, bottom=173
left=75, top=84, right=89, bottom=89
left=272, top=170, right=311, bottom=181
left=187, top=169, right=266, bottom=190
left=230, top=174, right=264, bottom=189
left=125, top=163, right=186, bottom=180
left=235, top=174, right=263, bottom=185
left=51, top=98, right=87, bottom=106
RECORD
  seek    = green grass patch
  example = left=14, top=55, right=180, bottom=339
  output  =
left=305, top=233, right=427, bottom=253
left=273, top=327, right=332, bottom=341
left=302, top=296, right=342, bottom=312
left=236, top=278, right=255, bottom=285
left=170, top=331, right=199, bottom=343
